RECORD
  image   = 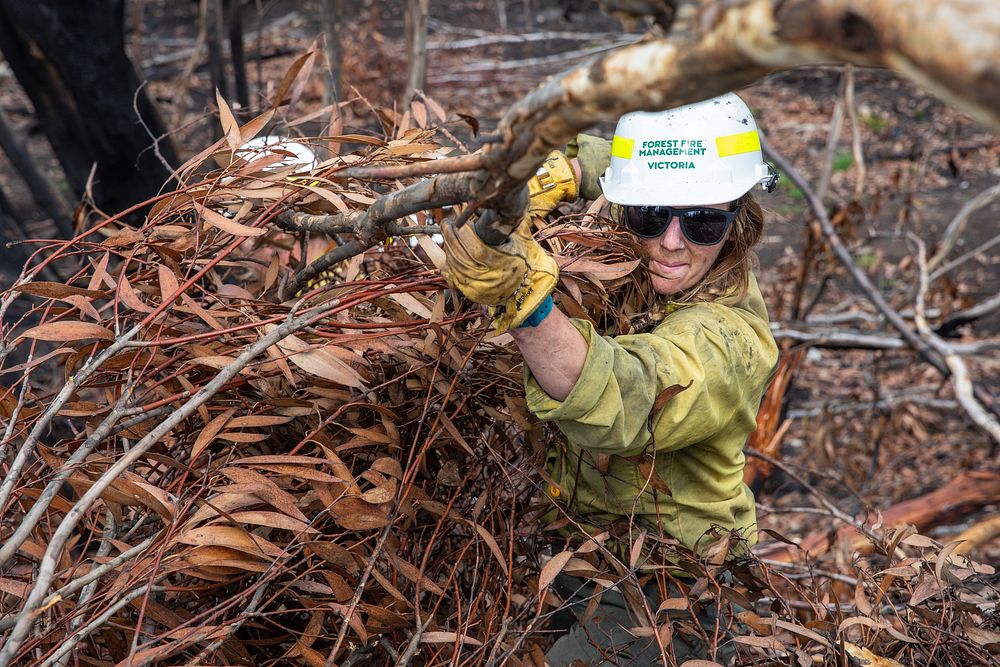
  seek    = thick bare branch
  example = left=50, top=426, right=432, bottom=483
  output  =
left=911, top=233, right=1000, bottom=444
left=288, top=0, right=1000, bottom=283
left=283, top=171, right=489, bottom=297
left=771, top=325, right=1000, bottom=353
left=762, top=134, right=999, bottom=425
left=936, top=292, right=1000, bottom=337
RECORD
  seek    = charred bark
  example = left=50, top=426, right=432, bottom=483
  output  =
left=0, top=106, right=74, bottom=240
left=321, top=0, right=344, bottom=104
left=227, top=0, right=250, bottom=111
left=403, top=0, right=429, bottom=105
left=0, top=0, right=178, bottom=219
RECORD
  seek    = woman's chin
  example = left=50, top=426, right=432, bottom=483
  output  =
left=648, top=264, right=694, bottom=295
left=651, top=274, right=686, bottom=296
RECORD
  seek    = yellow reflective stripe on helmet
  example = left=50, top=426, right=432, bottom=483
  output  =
left=715, top=130, right=760, bottom=157
left=611, top=135, right=634, bottom=159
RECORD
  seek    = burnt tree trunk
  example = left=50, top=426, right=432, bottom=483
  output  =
left=403, top=0, right=429, bottom=106
left=205, top=0, right=228, bottom=103
left=0, top=0, right=178, bottom=218
left=227, top=0, right=250, bottom=111
left=321, top=0, right=344, bottom=104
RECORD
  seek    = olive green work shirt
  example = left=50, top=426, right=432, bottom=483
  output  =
left=524, top=273, right=777, bottom=553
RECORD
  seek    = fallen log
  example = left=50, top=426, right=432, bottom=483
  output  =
left=757, top=471, right=1000, bottom=561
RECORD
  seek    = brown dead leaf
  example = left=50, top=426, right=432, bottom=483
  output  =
left=101, top=228, right=145, bottom=248
left=329, top=497, right=391, bottom=530
left=538, top=550, right=574, bottom=613
left=272, top=48, right=317, bottom=108
left=194, top=202, right=266, bottom=237
left=176, top=525, right=284, bottom=558
left=843, top=642, right=905, bottom=666
left=420, top=632, right=483, bottom=647
left=183, top=546, right=269, bottom=572
left=19, top=322, right=115, bottom=342
left=216, top=89, right=242, bottom=150
left=265, top=325, right=365, bottom=388
left=388, top=551, right=445, bottom=596
left=227, top=510, right=316, bottom=534
left=307, top=542, right=359, bottom=575
left=13, top=282, right=104, bottom=299
left=190, top=409, right=235, bottom=463
left=118, top=273, right=154, bottom=313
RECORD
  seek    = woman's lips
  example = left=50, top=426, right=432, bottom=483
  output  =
left=652, top=260, right=688, bottom=275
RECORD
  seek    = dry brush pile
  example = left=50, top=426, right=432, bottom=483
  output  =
left=4, top=0, right=1000, bottom=659
left=0, top=89, right=997, bottom=666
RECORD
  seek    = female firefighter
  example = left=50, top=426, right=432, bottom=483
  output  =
left=442, top=93, right=779, bottom=665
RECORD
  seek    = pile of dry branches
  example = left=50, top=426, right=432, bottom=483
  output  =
left=0, top=94, right=652, bottom=665
left=3, top=0, right=1000, bottom=661
left=0, top=87, right=997, bottom=665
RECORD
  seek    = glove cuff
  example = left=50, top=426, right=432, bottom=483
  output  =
left=516, top=294, right=554, bottom=328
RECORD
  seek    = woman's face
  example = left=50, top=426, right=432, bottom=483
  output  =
left=638, top=203, right=732, bottom=296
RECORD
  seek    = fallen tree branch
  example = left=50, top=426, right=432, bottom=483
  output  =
left=928, top=181, right=1000, bottom=270
left=54, top=510, right=116, bottom=667
left=277, top=211, right=439, bottom=238
left=333, top=153, right=484, bottom=180
left=0, top=296, right=350, bottom=667
left=759, top=471, right=1000, bottom=561
left=0, top=385, right=139, bottom=567
left=38, top=584, right=168, bottom=667
left=0, top=531, right=161, bottom=633
left=771, top=325, right=1000, bottom=353
left=787, top=394, right=958, bottom=419
left=929, top=231, right=1000, bottom=282
left=952, top=515, right=1000, bottom=557
left=935, top=292, right=1000, bottom=337
left=285, top=0, right=1000, bottom=306
left=910, top=233, right=1000, bottom=443
left=762, top=134, right=999, bottom=426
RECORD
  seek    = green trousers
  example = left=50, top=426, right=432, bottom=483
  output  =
left=545, top=573, right=736, bottom=666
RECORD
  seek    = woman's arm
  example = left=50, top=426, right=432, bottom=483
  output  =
left=508, top=307, right=588, bottom=401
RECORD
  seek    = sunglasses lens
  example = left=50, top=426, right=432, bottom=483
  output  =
left=679, top=209, right=731, bottom=245
left=625, top=206, right=672, bottom=238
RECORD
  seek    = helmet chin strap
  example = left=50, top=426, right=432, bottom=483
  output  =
left=762, top=163, right=780, bottom=193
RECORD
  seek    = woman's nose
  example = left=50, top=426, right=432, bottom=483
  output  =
left=660, top=217, right=686, bottom=251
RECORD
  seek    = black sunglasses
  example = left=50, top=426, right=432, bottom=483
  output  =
left=610, top=203, right=739, bottom=245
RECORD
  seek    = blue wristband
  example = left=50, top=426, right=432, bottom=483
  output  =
left=517, top=294, right=554, bottom=328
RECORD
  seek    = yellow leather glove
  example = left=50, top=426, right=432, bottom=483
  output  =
left=442, top=218, right=559, bottom=333
left=526, top=151, right=578, bottom=219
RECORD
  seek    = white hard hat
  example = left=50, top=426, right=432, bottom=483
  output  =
left=599, top=93, right=777, bottom=206
left=237, top=135, right=317, bottom=172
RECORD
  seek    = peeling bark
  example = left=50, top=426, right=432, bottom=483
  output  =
left=287, top=0, right=1000, bottom=296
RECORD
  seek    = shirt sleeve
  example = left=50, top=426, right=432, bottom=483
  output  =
left=565, top=134, right=611, bottom=201
left=524, top=305, right=775, bottom=456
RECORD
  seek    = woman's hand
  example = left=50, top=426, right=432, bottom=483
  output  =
left=441, top=218, right=559, bottom=332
